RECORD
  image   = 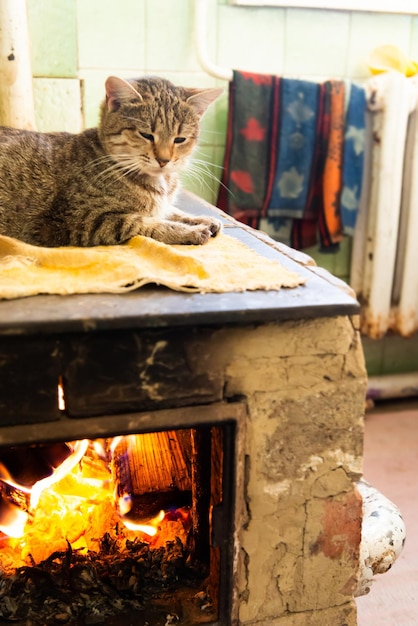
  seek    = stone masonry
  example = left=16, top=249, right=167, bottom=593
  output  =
left=196, top=314, right=367, bottom=625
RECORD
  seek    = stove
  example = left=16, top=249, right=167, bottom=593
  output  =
left=0, top=193, right=365, bottom=625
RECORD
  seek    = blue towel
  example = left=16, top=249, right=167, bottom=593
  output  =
left=340, top=83, right=366, bottom=235
left=267, top=78, right=319, bottom=219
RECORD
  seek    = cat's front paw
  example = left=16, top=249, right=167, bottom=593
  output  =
left=171, top=211, right=222, bottom=237
left=207, top=217, right=222, bottom=237
left=193, top=215, right=221, bottom=238
left=189, top=224, right=213, bottom=245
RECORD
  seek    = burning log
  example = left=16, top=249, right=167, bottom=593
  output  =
left=0, top=429, right=222, bottom=624
left=111, top=430, right=192, bottom=522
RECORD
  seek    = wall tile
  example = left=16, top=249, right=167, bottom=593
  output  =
left=198, top=82, right=228, bottom=148
left=382, top=334, right=418, bottom=375
left=28, top=0, right=78, bottom=77
left=333, top=237, right=352, bottom=280
left=217, top=5, right=285, bottom=75
left=79, top=70, right=110, bottom=128
left=77, top=0, right=145, bottom=70
left=211, top=86, right=229, bottom=143
left=33, top=78, right=81, bottom=132
left=361, top=337, right=384, bottom=377
left=145, top=0, right=216, bottom=73
left=408, top=17, right=418, bottom=60
left=284, top=9, right=350, bottom=77
left=303, top=246, right=336, bottom=276
left=302, top=239, right=350, bottom=288
left=347, top=12, right=412, bottom=78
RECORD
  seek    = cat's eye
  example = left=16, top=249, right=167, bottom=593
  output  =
left=139, top=131, right=154, bottom=142
left=174, top=137, right=186, bottom=144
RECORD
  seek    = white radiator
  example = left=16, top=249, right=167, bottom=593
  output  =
left=351, top=71, right=418, bottom=339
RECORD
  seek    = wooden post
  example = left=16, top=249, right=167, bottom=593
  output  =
left=0, top=0, right=36, bottom=129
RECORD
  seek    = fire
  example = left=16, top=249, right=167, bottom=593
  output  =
left=0, top=497, right=27, bottom=539
left=57, top=378, right=65, bottom=411
left=0, top=437, right=190, bottom=572
left=122, top=509, right=165, bottom=536
left=30, top=439, right=89, bottom=509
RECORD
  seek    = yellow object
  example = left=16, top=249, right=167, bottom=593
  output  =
left=0, top=232, right=305, bottom=300
left=368, top=45, right=418, bottom=77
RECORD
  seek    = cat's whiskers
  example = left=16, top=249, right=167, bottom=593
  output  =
left=93, top=155, right=144, bottom=184
left=182, top=162, right=215, bottom=196
left=185, top=157, right=233, bottom=198
left=86, top=154, right=126, bottom=178
left=93, top=160, right=130, bottom=184
left=198, top=129, right=224, bottom=138
left=187, top=157, right=223, bottom=185
left=191, top=157, right=225, bottom=172
left=119, top=160, right=144, bottom=179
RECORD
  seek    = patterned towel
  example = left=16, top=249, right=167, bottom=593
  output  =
left=320, top=80, right=345, bottom=247
left=266, top=78, right=320, bottom=219
left=291, top=82, right=329, bottom=249
left=217, top=71, right=279, bottom=228
left=340, top=83, right=366, bottom=235
left=218, top=73, right=367, bottom=252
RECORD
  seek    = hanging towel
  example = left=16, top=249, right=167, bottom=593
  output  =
left=217, top=70, right=279, bottom=228
left=341, top=83, right=366, bottom=235
left=291, top=83, right=329, bottom=249
left=320, top=80, right=345, bottom=247
left=266, top=78, right=320, bottom=219
left=291, top=217, right=317, bottom=251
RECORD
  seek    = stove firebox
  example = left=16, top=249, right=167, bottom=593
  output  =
left=0, top=410, right=240, bottom=625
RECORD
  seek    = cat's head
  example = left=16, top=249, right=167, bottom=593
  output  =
left=99, top=76, right=223, bottom=178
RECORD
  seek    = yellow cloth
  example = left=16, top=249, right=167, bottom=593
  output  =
left=0, top=232, right=305, bottom=300
left=368, top=45, right=418, bottom=77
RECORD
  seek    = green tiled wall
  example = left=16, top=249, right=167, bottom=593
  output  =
left=27, top=0, right=78, bottom=78
left=26, top=0, right=418, bottom=204
left=25, top=0, right=418, bottom=375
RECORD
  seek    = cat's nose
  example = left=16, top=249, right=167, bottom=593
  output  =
left=156, top=158, right=169, bottom=168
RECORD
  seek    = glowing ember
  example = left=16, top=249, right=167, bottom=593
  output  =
left=57, top=379, right=65, bottom=411
left=122, top=509, right=165, bottom=536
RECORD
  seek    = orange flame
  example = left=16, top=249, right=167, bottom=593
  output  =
left=0, top=435, right=189, bottom=566
left=0, top=497, right=28, bottom=538
left=30, top=440, right=89, bottom=510
left=121, top=510, right=165, bottom=537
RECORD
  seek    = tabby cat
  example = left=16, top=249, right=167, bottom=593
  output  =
left=0, top=76, right=223, bottom=247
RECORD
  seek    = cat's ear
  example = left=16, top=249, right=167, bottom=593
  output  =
left=185, top=87, right=224, bottom=117
left=105, top=76, right=143, bottom=112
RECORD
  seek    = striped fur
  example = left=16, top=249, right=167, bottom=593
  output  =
left=0, top=76, right=223, bottom=247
